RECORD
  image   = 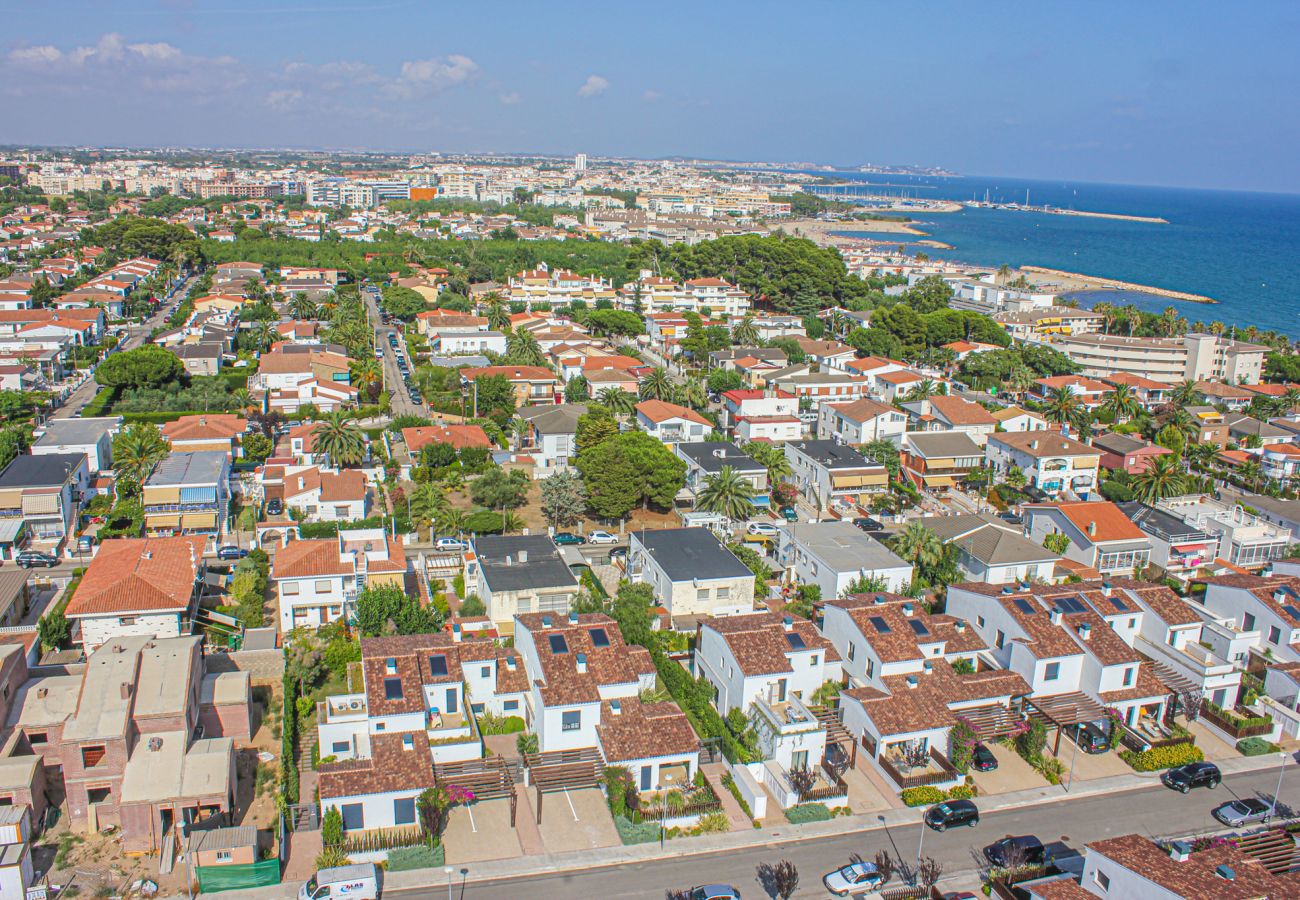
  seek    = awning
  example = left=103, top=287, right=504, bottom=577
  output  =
left=182, top=512, right=217, bottom=529
left=923, top=475, right=956, bottom=488
left=147, top=514, right=182, bottom=528
left=0, top=519, right=23, bottom=545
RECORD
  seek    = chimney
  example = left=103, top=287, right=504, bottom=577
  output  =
left=873, top=594, right=886, bottom=605
left=451, top=623, right=462, bottom=642
left=1001, top=586, right=1014, bottom=595
left=902, top=602, right=914, bottom=617
left=1168, top=841, right=1192, bottom=862
left=576, top=652, right=588, bottom=674
left=541, top=615, right=551, bottom=628
left=922, top=660, right=934, bottom=674
left=518, top=550, right=528, bottom=564
left=1087, top=521, right=1097, bottom=537
left=506, top=655, right=517, bottom=671
left=954, top=620, right=967, bottom=633
left=142, top=551, right=152, bottom=560
left=1030, top=439, right=1038, bottom=450
left=782, top=616, right=793, bottom=631
left=1274, top=587, right=1289, bottom=603
left=120, top=682, right=132, bottom=700
left=905, top=675, right=919, bottom=689
left=1077, top=622, right=1092, bottom=641
left=567, top=610, right=578, bottom=625
left=402, top=734, right=415, bottom=751
left=1049, top=607, right=1063, bottom=625
left=1102, top=580, right=1113, bottom=594
left=1215, top=865, right=1235, bottom=882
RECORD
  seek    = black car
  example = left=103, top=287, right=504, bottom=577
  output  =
left=924, top=799, right=979, bottom=831
left=983, top=835, right=1045, bottom=869
left=266, top=498, right=284, bottom=516
left=851, top=517, right=885, bottom=533
left=215, top=545, right=248, bottom=561
left=16, top=551, right=59, bottom=569
left=1162, top=761, right=1221, bottom=793
left=996, top=511, right=1023, bottom=525
left=972, top=743, right=998, bottom=772
left=1066, top=721, right=1110, bottom=754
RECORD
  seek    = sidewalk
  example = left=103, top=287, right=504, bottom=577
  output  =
left=240, top=749, right=1293, bottom=899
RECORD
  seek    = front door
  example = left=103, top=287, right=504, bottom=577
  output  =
left=640, top=765, right=652, bottom=791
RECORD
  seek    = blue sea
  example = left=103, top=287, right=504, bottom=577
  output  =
left=816, top=173, right=1300, bottom=338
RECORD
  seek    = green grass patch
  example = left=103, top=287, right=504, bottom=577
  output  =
left=613, top=814, right=662, bottom=845
left=386, top=845, right=445, bottom=871
left=784, top=803, right=832, bottom=824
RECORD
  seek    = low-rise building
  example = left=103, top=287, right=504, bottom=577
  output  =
left=902, top=395, right=997, bottom=446
left=920, top=514, right=1061, bottom=585
left=463, top=534, right=579, bottom=631
left=1115, top=502, right=1219, bottom=582
left=271, top=529, right=408, bottom=631
left=985, top=431, right=1100, bottom=500
left=1090, top=432, right=1174, bottom=475
left=817, top=398, right=907, bottom=445
left=784, top=439, right=888, bottom=514
left=160, top=414, right=247, bottom=457
left=635, top=399, right=712, bottom=444
left=0, top=452, right=88, bottom=550
left=674, top=442, right=769, bottom=509
left=776, top=521, right=913, bottom=597
left=900, top=431, right=984, bottom=494
left=514, top=403, right=585, bottom=470
left=142, top=451, right=231, bottom=537
left=31, top=416, right=120, bottom=474
left=1080, top=832, right=1300, bottom=899
left=629, top=527, right=755, bottom=619
left=1023, top=501, right=1152, bottom=577
left=1155, top=495, right=1290, bottom=570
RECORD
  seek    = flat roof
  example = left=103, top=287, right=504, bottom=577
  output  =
left=783, top=521, right=909, bottom=572
left=474, top=534, right=578, bottom=593
left=146, top=451, right=228, bottom=486
left=63, top=636, right=153, bottom=742
left=33, top=417, right=118, bottom=446
left=675, top=442, right=764, bottom=475
left=133, top=637, right=200, bottom=719
left=633, top=528, right=752, bottom=581
left=786, top=439, right=876, bottom=469
left=6, top=674, right=81, bottom=729
left=0, top=453, right=83, bottom=488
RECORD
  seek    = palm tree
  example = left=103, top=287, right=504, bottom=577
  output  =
left=113, top=424, right=170, bottom=494
left=502, top=510, right=524, bottom=534
left=731, top=316, right=761, bottom=347
left=902, top=378, right=937, bottom=404
left=1171, top=380, right=1202, bottom=408
left=1159, top=306, right=1183, bottom=337
left=1044, top=386, right=1081, bottom=426
left=1101, top=384, right=1141, bottom=423
left=1008, top=366, right=1036, bottom=403
left=350, top=356, right=382, bottom=393
left=289, top=293, right=318, bottom=320
left=1237, top=460, right=1263, bottom=492
left=1132, top=454, right=1186, bottom=503
left=695, top=466, right=757, bottom=522
left=1186, top=441, right=1219, bottom=473
left=408, top=482, right=449, bottom=533
left=505, top=329, right=545, bottom=366
left=1281, top=386, right=1300, bottom=415
left=596, top=387, right=636, bottom=417
left=436, top=506, right=467, bottom=538
left=312, top=411, right=366, bottom=467
left=677, top=379, right=707, bottom=411
left=638, top=367, right=673, bottom=401
left=483, top=293, right=509, bottom=331
left=745, top=441, right=793, bottom=485
left=891, top=522, right=944, bottom=575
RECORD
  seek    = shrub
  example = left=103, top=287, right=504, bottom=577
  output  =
left=477, top=713, right=525, bottom=736
left=613, top=814, right=661, bottom=845
left=314, top=846, right=350, bottom=870
left=784, top=803, right=833, bottom=824
left=1120, top=743, right=1205, bottom=772
left=946, top=783, right=979, bottom=801
left=1237, top=737, right=1280, bottom=757
left=516, top=732, right=539, bottom=756
left=321, top=807, right=343, bottom=847
left=900, top=786, right=945, bottom=807
left=721, top=772, right=754, bottom=820
left=387, top=845, right=445, bottom=871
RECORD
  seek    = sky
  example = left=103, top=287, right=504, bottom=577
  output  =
left=3, top=0, right=1299, bottom=194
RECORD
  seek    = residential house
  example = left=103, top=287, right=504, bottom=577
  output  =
left=0, top=453, right=89, bottom=551
left=902, top=395, right=997, bottom=446
left=920, top=514, right=1061, bottom=585
left=1090, top=432, right=1174, bottom=475
left=460, top=365, right=560, bottom=407
left=990, top=406, right=1048, bottom=434
left=402, top=424, right=492, bottom=456
left=674, top=442, right=769, bottom=509
left=900, top=431, right=983, bottom=494
left=1155, top=495, right=1290, bottom=570
left=817, top=398, right=907, bottom=446
left=515, top=403, right=585, bottom=470
left=1030, top=375, right=1114, bottom=408
left=635, top=399, right=711, bottom=444
left=270, top=528, right=408, bottom=631
left=1200, top=573, right=1300, bottom=664
left=628, top=527, right=755, bottom=619
left=985, top=432, right=1101, bottom=500
left=31, top=416, right=120, bottom=474
left=168, top=343, right=224, bottom=377
left=160, top=414, right=247, bottom=458
left=1079, top=833, right=1300, bottom=900
left=721, top=389, right=801, bottom=442
left=1185, top=406, right=1230, bottom=447
left=252, top=345, right=355, bottom=413
left=784, top=439, right=888, bottom=514
left=1100, top=373, right=1173, bottom=409
left=1023, top=501, right=1153, bottom=577
left=463, top=534, right=580, bottom=631
left=776, top=521, right=913, bottom=597
left=142, top=451, right=231, bottom=537
left=1115, top=502, right=1219, bottom=583
left=268, top=466, right=369, bottom=522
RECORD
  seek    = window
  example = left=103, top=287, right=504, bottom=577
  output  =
left=1093, top=869, right=1110, bottom=891
left=561, top=710, right=581, bottom=731
left=696, top=588, right=710, bottom=602
left=810, top=655, right=819, bottom=666
left=1244, top=613, right=1256, bottom=632
left=81, top=745, right=107, bottom=768
left=504, top=700, right=519, bottom=712
left=334, top=506, right=349, bottom=518
left=976, top=616, right=986, bottom=628
left=216, top=851, right=232, bottom=862
left=25, top=731, right=47, bottom=746
left=282, top=582, right=300, bottom=596
left=716, top=586, right=730, bottom=601
left=384, top=677, right=404, bottom=700
left=865, top=658, right=874, bottom=678
left=480, top=666, right=491, bottom=679
left=548, top=634, right=569, bottom=655
left=847, top=643, right=856, bottom=662
left=1123, top=667, right=1134, bottom=687
left=588, top=628, right=610, bottom=648
left=341, top=803, right=364, bottom=831
left=994, top=630, right=1006, bottom=650
left=393, top=797, right=416, bottom=826
left=428, top=655, right=448, bottom=677
left=1269, top=625, right=1282, bottom=645
left=374, top=722, right=385, bottom=731
left=314, top=580, right=332, bottom=593
left=1044, top=662, right=1060, bottom=681
left=331, top=741, right=350, bottom=754
left=119, top=616, right=136, bottom=626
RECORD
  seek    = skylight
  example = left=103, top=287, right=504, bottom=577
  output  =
left=869, top=615, right=892, bottom=633
left=384, top=677, right=404, bottom=700
left=548, top=634, right=570, bottom=655
left=588, top=628, right=610, bottom=648
left=428, top=655, right=448, bottom=677
left=1107, top=595, right=1131, bottom=613
left=1013, top=598, right=1036, bottom=615
left=907, top=619, right=931, bottom=637
left=1057, top=595, right=1089, bottom=614
left=785, top=632, right=807, bottom=650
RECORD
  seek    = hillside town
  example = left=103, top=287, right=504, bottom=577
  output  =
left=0, top=148, right=1298, bottom=899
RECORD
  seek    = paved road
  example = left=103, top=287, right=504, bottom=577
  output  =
left=388, top=767, right=1298, bottom=899
left=50, top=272, right=199, bottom=420
left=361, top=283, right=423, bottom=418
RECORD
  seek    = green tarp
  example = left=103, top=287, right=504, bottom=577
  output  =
left=196, top=858, right=281, bottom=893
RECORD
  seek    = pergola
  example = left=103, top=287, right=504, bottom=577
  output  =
left=1023, top=692, right=1108, bottom=755
left=955, top=703, right=1026, bottom=742
left=434, top=756, right=518, bottom=826
left=522, top=748, right=602, bottom=824
left=813, top=706, right=858, bottom=770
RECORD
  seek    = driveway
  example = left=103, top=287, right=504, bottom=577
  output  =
left=970, top=742, right=1045, bottom=796
left=532, top=787, right=620, bottom=854
left=443, top=798, right=522, bottom=864
left=1045, top=741, right=1132, bottom=783
left=1186, top=720, right=1243, bottom=762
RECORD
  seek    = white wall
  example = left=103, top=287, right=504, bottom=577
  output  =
left=77, top=612, right=183, bottom=651
left=322, top=788, right=423, bottom=833
left=277, top=575, right=348, bottom=632
left=536, top=699, right=601, bottom=752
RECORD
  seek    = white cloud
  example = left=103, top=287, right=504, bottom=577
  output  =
left=389, top=54, right=478, bottom=97
left=577, top=75, right=609, bottom=98
left=642, top=89, right=662, bottom=102
left=499, top=91, right=521, bottom=105
left=8, top=45, right=63, bottom=65
left=10, top=33, right=189, bottom=68
left=127, top=42, right=184, bottom=63
left=264, top=89, right=304, bottom=110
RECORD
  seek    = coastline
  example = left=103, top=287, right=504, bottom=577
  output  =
left=780, top=217, right=927, bottom=242
left=1018, top=266, right=1216, bottom=304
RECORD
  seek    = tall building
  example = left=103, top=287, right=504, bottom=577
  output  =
left=574, top=153, right=588, bottom=172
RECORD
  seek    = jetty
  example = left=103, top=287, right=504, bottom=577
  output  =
left=1020, top=266, right=1215, bottom=304
left=962, top=200, right=1167, bottom=224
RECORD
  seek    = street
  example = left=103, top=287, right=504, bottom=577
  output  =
left=387, top=766, right=1298, bottom=898
left=361, top=283, right=424, bottom=418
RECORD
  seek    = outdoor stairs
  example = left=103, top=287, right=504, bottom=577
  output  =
left=295, top=723, right=318, bottom=774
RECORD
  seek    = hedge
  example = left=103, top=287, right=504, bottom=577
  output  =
left=784, top=803, right=832, bottom=824
left=614, top=814, right=662, bottom=845
left=1120, top=743, right=1204, bottom=772
left=281, top=670, right=300, bottom=805
left=900, top=786, right=945, bottom=807
left=1237, top=737, right=1281, bottom=757
left=81, top=386, right=119, bottom=417
left=387, top=845, right=445, bottom=871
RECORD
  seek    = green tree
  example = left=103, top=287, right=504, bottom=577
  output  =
left=638, top=367, right=673, bottom=401
left=95, top=345, right=185, bottom=390
left=577, top=431, right=687, bottom=519
left=38, top=608, right=70, bottom=653
left=242, top=432, right=272, bottom=462
left=696, top=466, right=757, bottom=521
left=1132, top=454, right=1186, bottom=503
left=891, top=522, right=944, bottom=573
left=706, top=369, right=744, bottom=394
left=540, top=470, right=587, bottom=527
left=112, top=424, right=170, bottom=495
left=1101, top=384, right=1141, bottom=422
left=505, top=329, right=546, bottom=366
left=354, top=583, right=442, bottom=637
left=595, top=387, right=636, bottom=417
left=1043, top=386, right=1081, bottom=427
left=731, top=316, right=761, bottom=346
left=472, top=374, right=516, bottom=423
left=745, top=440, right=793, bottom=485
left=1042, top=532, right=1072, bottom=555
left=576, top=406, right=619, bottom=453
left=565, top=375, right=589, bottom=403
left=312, top=411, right=366, bottom=466
left=469, top=468, right=530, bottom=510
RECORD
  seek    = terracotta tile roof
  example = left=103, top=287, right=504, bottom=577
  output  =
left=459, top=365, right=556, bottom=382
left=161, top=414, right=247, bottom=444
left=516, top=613, right=655, bottom=706
left=597, top=699, right=699, bottom=763
left=704, top=611, right=838, bottom=677
left=1097, top=665, right=1167, bottom=702
left=842, top=659, right=1028, bottom=737
left=270, top=539, right=351, bottom=580
left=1086, top=832, right=1300, bottom=899
left=826, top=397, right=895, bottom=423
left=318, top=732, right=435, bottom=800
left=636, top=399, right=710, bottom=426
left=1128, top=583, right=1201, bottom=626
left=990, top=431, right=1097, bottom=458
left=928, top=395, right=997, bottom=427
left=320, top=470, right=366, bottom=503
left=65, top=536, right=205, bottom=618
left=402, top=425, right=493, bottom=452
left=825, top=593, right=985, bottom=663
left=1028, top=501, right=1145, bottom=543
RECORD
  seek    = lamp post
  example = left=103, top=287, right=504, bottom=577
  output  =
left=914, top=809, right=925, bottom=886
left=1271, top=751, right=1288, bottom=819
left=444, top=865, right=454, bottom=900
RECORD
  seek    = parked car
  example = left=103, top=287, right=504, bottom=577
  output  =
left=434, top=538, right=467, bottom=552
left=924, top=799, right=979, bottom=831
left=16, top=551, right=59, bottom=569
left=553, top=532, right=585, bottom=546
left=971, top=743, right=998, bottom=772
left=823, top=861, right=883, bottom=895
left=679, top=887, right=741, bottom=900
left=983, top=835, right=1046, bottom=869
left=216, top=545, right=248, bottom=561
left=780, top=506, right=798, bottom=522
left=1212, top=798, right=1273, bottom=827
left=587, top=530, right=618, bottom=545
left=1162, top=761, right=1221, bottom=793
left=266, top=498, right=285, bottom=516
left=746, top=521, right=779, bottom=536
left=851, top=516, right=885, bottom=533
left=1066, top=721, right=1110, bottom=754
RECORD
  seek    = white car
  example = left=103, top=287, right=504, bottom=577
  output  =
left=823, top=862, right=882, bottom=896
left=434, top=537, right=467, bottom=552
left=746, top=522, right=779, bottom=536
left=587, top=530, right=618, bottom=545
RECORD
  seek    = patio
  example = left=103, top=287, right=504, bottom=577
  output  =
left=1186, top=719, right=1245, bottom=762
left=1043, top=741, right=1132, bottom=781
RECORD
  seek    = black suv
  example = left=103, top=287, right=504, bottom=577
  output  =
left=924, top=799, right=979, bottom=831
left=984, top=835, right=1046, bottom=869
left=1161, top=761, right=1221, bottom=793
left=16, top=550, right=59, bottom=569
left=971, top=743, right=998, bottom=772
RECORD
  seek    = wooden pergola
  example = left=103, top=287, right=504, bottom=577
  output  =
left=434, top=756, right=518, bottom=826
left=522, top=748, right=602, bottom=824
left=955, top=703, right=1026, bottom=742
left=1023, top=692, right=1108, bottom=755
left=813, top=706, right=858, bottom=770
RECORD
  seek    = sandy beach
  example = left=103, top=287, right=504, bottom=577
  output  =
left=778, top=217, right=927, bottom=245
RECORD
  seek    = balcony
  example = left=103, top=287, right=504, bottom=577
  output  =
left=754, top=694, right=823, bottom=736
left=878, top=745, right=961, bottom=790
left=1136, top=635, right=1237, bottom=684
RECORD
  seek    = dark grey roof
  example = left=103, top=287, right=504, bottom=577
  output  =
left=170, top=344, right=223, bottom=360
left=474, top=534, right=578, bottom=593
left=0, top=453, right=83, bottom=488
left=517, top=403, right=587, bottom=435
left=919, top=514, right=1058, bottom=566
left=675, top=442, right=764, bottom=475
left=904, top=431, right=984, bottom=459
left=782, top=521, right=909, bottom=572
left=633, top=528, right=751, bottom=581
left=1090, top=432, right=1148, bottom=456
left=786, top=439, right=877, bottom=469
left=1116, top=502, right=1215, bottom=543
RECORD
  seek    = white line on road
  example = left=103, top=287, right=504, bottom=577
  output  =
left=563, top=788, right=579, bottom=821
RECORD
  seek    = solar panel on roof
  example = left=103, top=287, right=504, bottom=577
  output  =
left=869, top=615, right=892, bottom=633
left=907, top=619, right=931, bottom=637
left=785, top=632, right=807, bottom=650
left=548, top=634, right=569, bottom=654
left=1284, top=605, right=1300, bottom=621
left=1107, top=595, right=1131, bottom=613
left=588, top=628, right=610, bottom=648
left=1057, top=595, right=1088, bottom=614
left=428, top=654, right=448, bottom=676
left=1013, top=598, right=1036, bottom=615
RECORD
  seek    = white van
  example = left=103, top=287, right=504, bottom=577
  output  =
left=299, top=863, right=380, bottom=900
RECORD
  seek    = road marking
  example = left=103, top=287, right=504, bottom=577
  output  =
left=564, top=789, right=579, bottom=821
left=467, top=804, right=478, bottom=833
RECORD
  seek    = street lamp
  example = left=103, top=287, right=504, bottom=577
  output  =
left=1272, top=751, right=1288, bottom=819
left=444, top=865, right=454, bottom=900
left=914, top=808, right=925, bottom=886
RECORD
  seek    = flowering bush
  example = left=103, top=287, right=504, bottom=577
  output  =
left=949, top=718, right=979, bottom=774
left=1119, top=743, right=1204, bottom=772
left=417, top=783, right=476, bottom=846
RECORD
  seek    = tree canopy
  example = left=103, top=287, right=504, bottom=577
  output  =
left=576, top=431, right=687, bottom=519
left=95, top=345, right=186, bottom=390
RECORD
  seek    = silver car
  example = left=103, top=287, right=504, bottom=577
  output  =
left=823, top=862, right=883, bottom=895
left=1212, top=798, right=1273, bottom=827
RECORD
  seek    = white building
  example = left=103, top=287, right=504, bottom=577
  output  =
left=628, top=527, right=756, bottom=618
left=776, top=521, right=913, bottom=598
